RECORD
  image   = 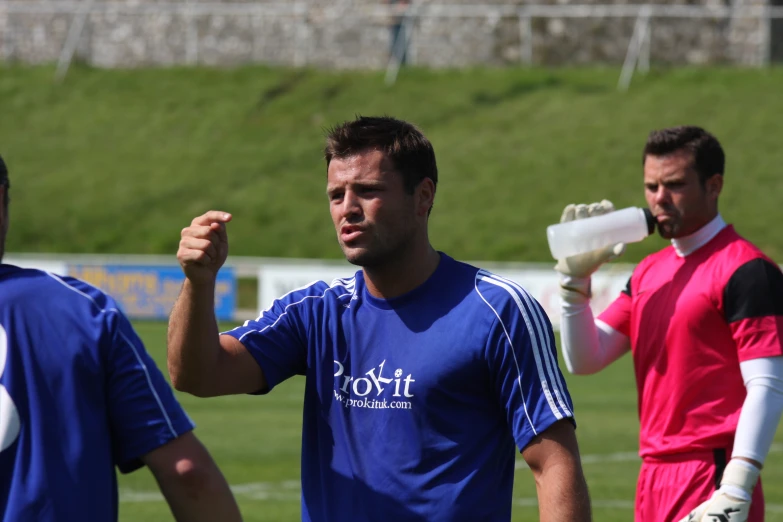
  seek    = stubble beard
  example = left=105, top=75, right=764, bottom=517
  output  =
left=658, top=212, right=699, bottom=239
left=654, top=207, right=681, bottom=239
left=340, top=224, right=415, bottom=269
left=657, top=222, right=677, bottom=239
left=341, top=234, right=396, bottom=268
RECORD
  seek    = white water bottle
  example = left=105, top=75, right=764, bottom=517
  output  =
left=546, top=206, right=656, bottom=260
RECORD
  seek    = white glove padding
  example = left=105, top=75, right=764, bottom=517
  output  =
left=678, top=459, right=760, bottom=522
left=554, top=200, right=626, bottom=281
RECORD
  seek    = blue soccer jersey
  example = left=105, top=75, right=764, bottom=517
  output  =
left=0, top=265, right=195, bottom=521
left=225, top=253, right=575, bottom=521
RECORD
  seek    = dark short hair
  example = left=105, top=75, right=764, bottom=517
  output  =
left=324, top=115, right=438, bottom=196
left=642, top=126, right=725, bottom=185
left=0, top=155, right=8, bottom=208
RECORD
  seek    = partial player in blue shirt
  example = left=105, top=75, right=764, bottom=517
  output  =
left=168, top=116, right=592, bottom=521
left=0, top=155, right=242, bottom=522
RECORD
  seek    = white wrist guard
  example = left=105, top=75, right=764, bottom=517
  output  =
left=720, top=459, right=760, bottom=495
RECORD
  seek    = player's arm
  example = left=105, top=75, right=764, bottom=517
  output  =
left=167, top=210, right=266, bottom=397
left=561, top=305, right=630, bottom=374
left=142, top=431, right=242, bottom=522
left=678, top=357, right=783, bottom=522
left=680, top=258, right=783, bottom=522
left=554, top=201, right=631, bottom=374
left=105, top=301, right=240, bottom=520
left=727, top=258, right=783, bottom=473
left=733, top=357, right=783, bottom=469
left=479, top=276, right=591, bottom=521
left=522, top=419, right=592, bottom=522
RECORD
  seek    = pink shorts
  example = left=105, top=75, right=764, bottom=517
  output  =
left=635, top=449, right=764, bottom=522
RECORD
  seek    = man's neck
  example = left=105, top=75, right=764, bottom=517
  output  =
left=362, top=245, right=440, bottom=299
left=671, top=214, right=727, bottom=257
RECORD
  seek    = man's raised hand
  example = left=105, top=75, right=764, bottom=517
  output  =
left=177, top=211, right=232, bottom=285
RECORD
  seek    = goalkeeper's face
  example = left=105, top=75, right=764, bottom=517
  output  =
left=643, top=152, right=722, bottom=239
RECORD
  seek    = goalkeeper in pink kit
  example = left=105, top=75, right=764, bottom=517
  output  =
left=554, top=126, right=783, bottom=522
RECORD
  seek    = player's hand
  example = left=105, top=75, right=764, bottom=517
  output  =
left=177, top=211, right=232, bottom=286
left=679, top=491, right=749, bottom=522
left=554, top=200, right=626, bottom=279
left=678, top=459, right=760, bottom=522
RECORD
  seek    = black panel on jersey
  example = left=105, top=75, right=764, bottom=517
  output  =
left=713, top=449, right=727, bottom=489
left=622, top=277, right=632, bottom=297
left=724, top=258, right=783, bottom=323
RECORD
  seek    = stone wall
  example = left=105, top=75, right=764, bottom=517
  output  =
left=0, top=0, right=776, bottom=68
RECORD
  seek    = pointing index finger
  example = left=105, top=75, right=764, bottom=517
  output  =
left=191, top=210, right=232, bottom=226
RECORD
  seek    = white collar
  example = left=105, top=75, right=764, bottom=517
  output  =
left=671, top=214, right=727, bottom=257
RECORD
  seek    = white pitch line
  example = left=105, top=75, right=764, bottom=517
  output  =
left=120, top=480, right=300, bottom=503
left=515, top=451, right=639, bottom=469
left=515, top=499, right=783, bottom=513
left=516, top=498, right=637, bottom=509
left=515, top=444, right=783, bottom=470
left=120, top=444, right=783, bottom=504
left=119, top=488, right=783, bottom=513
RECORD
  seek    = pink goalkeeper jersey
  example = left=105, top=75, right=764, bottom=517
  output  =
left=599, top=225, right=783, bottom=459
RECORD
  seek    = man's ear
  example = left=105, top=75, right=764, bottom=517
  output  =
left=416, top=178, right=436, bottom=217
left=706, top=173, right=723, bottom=201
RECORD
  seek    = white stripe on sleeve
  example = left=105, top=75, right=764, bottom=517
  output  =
left=483, top=271, right=573, bottom=417
left=477, top=271, right=569, bottom=420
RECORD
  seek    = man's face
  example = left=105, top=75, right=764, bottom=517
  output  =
left=643, top=152, right=722, bottom=239
left=327, top=149, right=421, bottom=267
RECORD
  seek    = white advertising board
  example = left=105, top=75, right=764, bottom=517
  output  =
left=4, top=256, right=68, bottom=276
left=484, top=267, right=632, bottom=330
left=257, top=262, right=357, bottom=314
left=257, top=262, right=632, bottom=330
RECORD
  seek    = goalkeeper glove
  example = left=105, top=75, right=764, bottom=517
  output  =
left=678, top=459, right=761, bottom=522
left=554, top=200, right=625, bottom=302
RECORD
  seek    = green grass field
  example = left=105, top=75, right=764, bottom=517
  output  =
left=118, top=321, right=783, bottom=522
left=2, top=64, right=782, bottom=519
left=2, top=65, right=783, bottom=264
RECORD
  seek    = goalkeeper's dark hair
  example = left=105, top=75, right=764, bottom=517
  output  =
left=324, top=116, right=438, bottom=213
left=0, top=154, right=8, bottom=209
left=642, top=126, right=725, bottom=186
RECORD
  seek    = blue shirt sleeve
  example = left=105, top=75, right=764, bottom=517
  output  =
left=105, top=306, right=195, bottom=474
left=483, top=278, right=575, bottom=452
left=222, top=282, right=327, bottom=392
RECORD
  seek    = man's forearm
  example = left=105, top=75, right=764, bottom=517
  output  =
left=524, top=420, right=593, bottom=522
left=146, top=433, right=243, bottom=522
left=560, top=277, right=630, bottom=375
left=162, top=463, right=243, bottom=522
left=167, top=279, right=222, bottom=395
left=535, top=459, right=592, bottom=522
left=732, top=357, right=783, bottom=466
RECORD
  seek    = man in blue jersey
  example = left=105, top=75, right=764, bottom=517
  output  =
left=168, top=116, right=592, bottom=521
left=0, top=155, right=243, bottom=521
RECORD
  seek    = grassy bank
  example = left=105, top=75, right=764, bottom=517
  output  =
left=2, top=64, right=782, bottom=263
